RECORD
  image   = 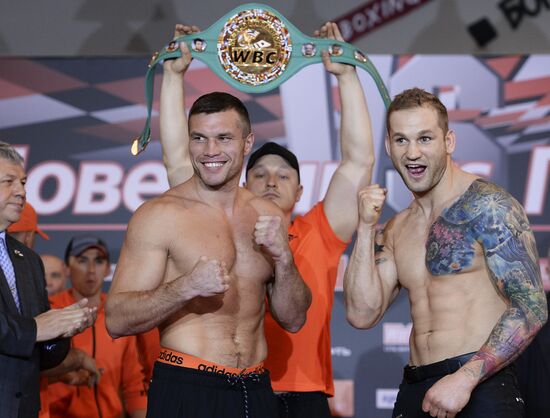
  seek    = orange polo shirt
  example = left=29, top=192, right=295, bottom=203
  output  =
left=47, top=290, right=147, bottom=418
left=264, top=202, right=348, bottom=396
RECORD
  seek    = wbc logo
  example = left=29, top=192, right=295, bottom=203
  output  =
left=218, top=8, right=292, bottom=86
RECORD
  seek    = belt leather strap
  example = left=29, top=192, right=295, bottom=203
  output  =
left=132, top=2, right=391, bottom=155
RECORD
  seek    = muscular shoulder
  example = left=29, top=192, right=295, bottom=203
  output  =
left=441, top=178, right=516, bottom=224
left=442, top=179, right=529, bottom=246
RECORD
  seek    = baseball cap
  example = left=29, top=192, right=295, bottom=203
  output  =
left=245, top=142, right=300, bottom=183
left=64, top=235, right=109, bottom=263
left=7, top=202, right=50, bottom=240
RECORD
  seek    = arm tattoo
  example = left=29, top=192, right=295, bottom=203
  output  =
left=374, top=228, right=387, bottom=265
left=437, top=179, right=547, bottom=381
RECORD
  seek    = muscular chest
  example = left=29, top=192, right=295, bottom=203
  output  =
left=394, top=216, right=483, bottom=282
left=426, top=217, right=483, bottom=275
left=168, top=208, right=272, bottom=281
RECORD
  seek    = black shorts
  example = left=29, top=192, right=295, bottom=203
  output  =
left=392, top=353, right=524, bottom=418
left=275, top=391, right=331, bottom=418
left=146, top=361, right=279, bottom=418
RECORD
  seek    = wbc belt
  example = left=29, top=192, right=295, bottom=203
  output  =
left=132, top=2, right=391, bottom=155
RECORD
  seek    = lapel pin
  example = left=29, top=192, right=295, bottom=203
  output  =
left=14, top=249, right=24, bottom=258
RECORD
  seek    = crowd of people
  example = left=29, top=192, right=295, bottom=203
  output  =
left=0, top=21, right=548, bottom=418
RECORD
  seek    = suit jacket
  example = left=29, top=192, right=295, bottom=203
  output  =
left=0, top=234, right=50, bottom=418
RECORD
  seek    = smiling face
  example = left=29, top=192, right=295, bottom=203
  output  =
left=188, top=110, right=254, bottom=190
left=245, top=154, right=303, bottom=214
left=0, top=158, right=26, bottom=231
left=386, top=105, right=455, bottom=195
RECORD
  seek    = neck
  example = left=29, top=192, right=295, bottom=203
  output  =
left=192, top=175, right=241, bottom=210
left=412, top=161, right=468, bottom=218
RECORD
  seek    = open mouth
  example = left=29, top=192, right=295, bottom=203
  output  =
left=406, top=164, right=427, bottom=178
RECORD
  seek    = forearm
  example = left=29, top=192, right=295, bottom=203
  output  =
left=463, top=296, right=547, bottom=384
left=160, top=70, right=190, bottom=187
left=106, top=277, right=196, bottom=337
left=42, top=348, right=83, bottom=378
left=344, top=223, right=387, bottom=328
left=336, top=70, right=374, bottom=170
left=269, top=252, right=311, bottom=333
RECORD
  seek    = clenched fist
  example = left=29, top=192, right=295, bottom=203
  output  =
left=163, top=24, right=200, bottom=75
left=358, top=184, right=386, bottom=226
left=185, top=256, right=230, bottom=298
left=254, top=215, right=289, bottom=260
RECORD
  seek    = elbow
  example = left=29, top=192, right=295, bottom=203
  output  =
left=276, top=299, right=311, bottom=334
left=345, top=300, right=382, bottom=329
left=346, top=311, right=379, bottom=330
left=104, top=301, right=124, bottom=339
left=283, top=314, right=306, bottom=334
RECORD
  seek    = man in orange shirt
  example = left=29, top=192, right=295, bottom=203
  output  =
left=159, top=22, right=374, bottom=417
left=48, top=235, right=147, bottom=418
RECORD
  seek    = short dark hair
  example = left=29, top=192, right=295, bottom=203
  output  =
left=189, top=92, right=251, bottom=136
left=0, top=141, right=24, bottom=165
left=387, top=88, right=449, bottom=134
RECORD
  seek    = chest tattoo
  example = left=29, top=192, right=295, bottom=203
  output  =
left=426, top=217, right=477, bottom=274
left=425, top=180, right=490, bottom=275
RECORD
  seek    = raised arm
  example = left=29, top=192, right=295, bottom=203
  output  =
left=344, top=185, right=399, bottom=329
left=422, top=186, right=548, bottom=417
left=255, top=214, right=311, bottom=332
left=315, top=22, right=374, bottom=242
left=105, top=201, right=230, bottom=338
left=160, top=24, right=198, bottom=187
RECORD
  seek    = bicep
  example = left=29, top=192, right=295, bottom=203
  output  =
left=375, top=227, right=400, bottom=302
left=323, top=162, right=371, bottom=241
left=480, top=197, right=546, bottom=322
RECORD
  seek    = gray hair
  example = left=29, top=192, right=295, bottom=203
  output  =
left=0, top=141, right=24, bottom=165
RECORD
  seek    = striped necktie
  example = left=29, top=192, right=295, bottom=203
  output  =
left=0, top=236, right=21, bottom=312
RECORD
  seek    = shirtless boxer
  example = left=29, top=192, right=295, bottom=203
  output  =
left=158, top=22, right=374, bottom=418
left=105, top=92, right=311, bottom=418
left=344, top=88, right=547, bottom=418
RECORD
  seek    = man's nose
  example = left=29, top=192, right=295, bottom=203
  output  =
left=405, top=142, right=421, bottom=160
left=205, top=138, right=221, bottom=156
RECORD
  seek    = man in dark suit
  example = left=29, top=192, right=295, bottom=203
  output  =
left=0, top=141, right=96, bottom=418
left=514, top=246, right=550, bottom=417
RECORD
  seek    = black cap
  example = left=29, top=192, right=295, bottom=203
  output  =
left=245, top=142, right=300, bottom=182
left=64, top=235, right=109, bottom=264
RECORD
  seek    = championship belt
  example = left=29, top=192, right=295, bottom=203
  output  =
left=132, top=2, right=391, bottom=155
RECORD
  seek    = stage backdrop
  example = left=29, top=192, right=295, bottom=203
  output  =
left=1, top=54, right=549, bottom=417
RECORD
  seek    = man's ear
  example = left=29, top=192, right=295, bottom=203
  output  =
left=295, top=185, right=304, bottom=203
left=244, top=133, right=255, bottom=156
left=445, top=129, right=456, bottom=154
left=385, top=135, right=391, bottom=156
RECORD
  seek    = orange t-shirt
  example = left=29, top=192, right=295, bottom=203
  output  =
left=264, top=202, right=348, bottom=396
left=136, top=328, right=160, bottom=388
left=46, top=290, right=147, bottom=418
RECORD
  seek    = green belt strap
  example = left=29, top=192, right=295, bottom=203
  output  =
left=132, top=2, right=391, bottom=155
